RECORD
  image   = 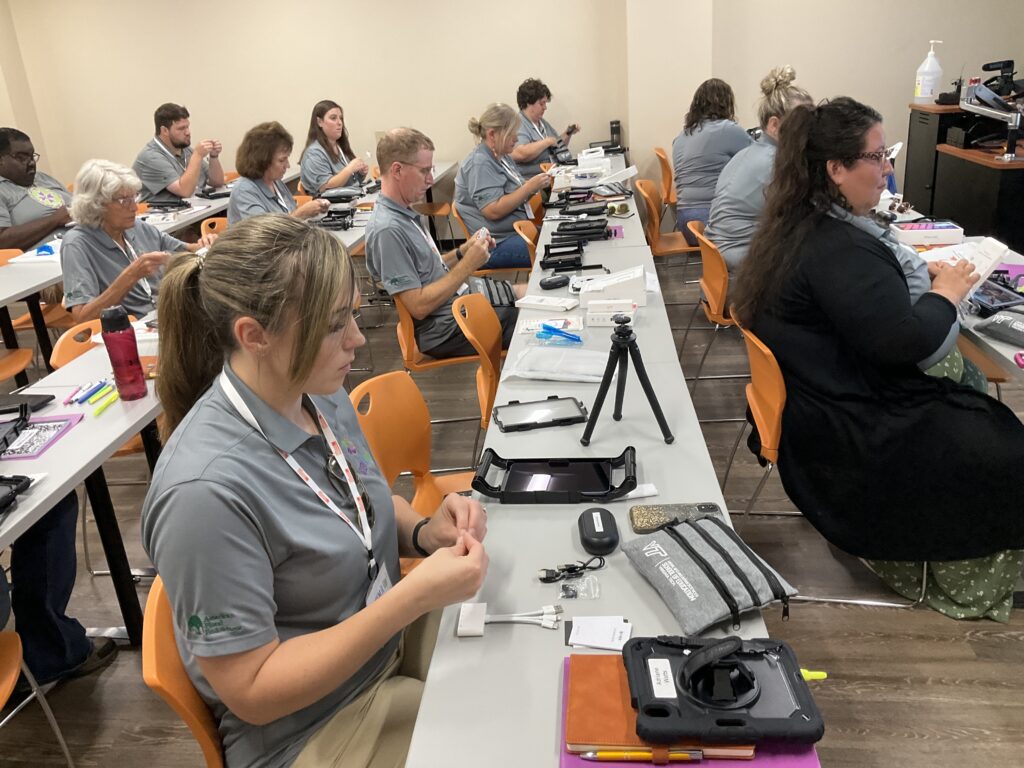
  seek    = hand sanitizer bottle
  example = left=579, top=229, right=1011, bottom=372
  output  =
left=914, top=40, right=944, bottom=104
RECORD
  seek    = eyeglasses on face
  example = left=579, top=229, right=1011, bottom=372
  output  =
left=854, top=141, right=903, bottom=166
left=111, top=195, right=138, bottom=208
left=398, top=161, right=434, bottom=177
left=3, top=151, right=40, bottom=165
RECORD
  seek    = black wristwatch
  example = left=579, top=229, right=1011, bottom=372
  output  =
left=411, top=517, right=431, bottom=557
left=455, top=244, right=464, bottom=260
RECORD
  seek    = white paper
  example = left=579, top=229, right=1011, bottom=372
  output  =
left=920, top=237, right=1009, bottom=297
left=568, top=616, right=633, bottom=651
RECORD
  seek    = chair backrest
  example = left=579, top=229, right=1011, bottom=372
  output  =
left=653, top=147, right=675, bottom=203
left=292, top=194, right=313, bottom=208
left=224, top=171, right=240, bottom=183
left=450, top=201, right=471, bottom=239
left=50, top=319, right=102, bottom=368
left=348, top=372, right=446, bottom=515
left=512, top=219, right=538, bottom=266
left=201, top=217, right=229, bottom=237
left=142, top=578, right=224, bottom=768
left=0, top=632, right=22, bottom=706
left=296, top=180, right=306, bottom=195
left=634, top=179, right=664, bottom=249
left=392, top=293, right=422, bottom=369
left=687, top=221, right=731, bottom=325
left=529, top=192, right=545, bottom=226
left=0, top=249, right=23, bottom=267
left=737, top=327, right=786, bottom=465
left=451, top=294, right=502, bottom=429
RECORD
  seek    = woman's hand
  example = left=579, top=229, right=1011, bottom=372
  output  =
left=405, top=532, right=488, bottom=611
left=929, top=260, right=979, bottom=305
left=196, top=232, right=218, bottom=250
left=295, top=199, right=330, bottom=219
left=526, top=172, right=552, bottom=195
left=347, top=158, right=369, bottom=177
left=419, top=494, right=488, bottom=554
left=132, top=251, right=171, bottom=279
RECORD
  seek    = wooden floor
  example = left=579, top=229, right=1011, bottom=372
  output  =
left=2, top=258, right=1023, bottom=767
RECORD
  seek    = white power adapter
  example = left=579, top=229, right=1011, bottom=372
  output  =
left=457, top=603, right=563, bottom=638
left=457, top=602, right=488, bottom=637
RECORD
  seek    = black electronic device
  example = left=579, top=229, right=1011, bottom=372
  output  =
left=936, top=77, right=963, bottom=106
left=551, top=228, right=610, bottom=244
left=316, top=209, right=354, bottom=231
left=581, top=315, right=674, bottom=447
left=0, top=393, right=54, bottom=415
left=558, top=218, right=608, bottom=232
left=982, top=59, right=1017, bottom=96
left=0, top=403, right=30, bottom=454
left=562, top=201, right=608, bottom=217
left=974, top=83, right=1013, bottom=112
left=492, top=395, right=587, bottom=432
left=0, top=474, right=31, bottom=515
left=196, top=186, right=231, bottom=200
left=540, top=274, right=570, bottom=290
left=318, top=186, right=363, bottom=203
left=472, top=447, right=637, bottom=504
left=145, top=199, right=190, bottom=211
left=578, top=507, right=619, bottom=555
left=540, top=254, right=583, bottom=271
left=971, top=278, right=1024, bottom=317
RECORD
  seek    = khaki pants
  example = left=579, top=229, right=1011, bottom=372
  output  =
left=291, top=610, right=441, bottom=768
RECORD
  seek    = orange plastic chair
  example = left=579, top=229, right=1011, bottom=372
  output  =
left=292, top=194, right=313, bottom=208
left=512, top=219, right=538, bottom=267
left=200, top=217, right=229, bottom=237
left=0, top=632, right=75, bottom=766
left=451, top=293, right=503, bottom=434
left=296, top=180, right=307, bottom=195
left=539, top=162, right=553, bottom=173
left=142, top=578, right=224, bottom=768
left=653, top=147, right=677, bottom=209
left=451, top=200, right=471, bottom=239
left=412, top=200, right=454, bottom=243
left=392, top=293, right=477, bottom=373
left=634, top=179, right=697, bottom=260
left=224, top=171, right=240, bottom=183
left=65, top=181, right=74, bottom=193
left=349, top=371, right=474, bottom=518
left=529, top=192, right=545, bottom=227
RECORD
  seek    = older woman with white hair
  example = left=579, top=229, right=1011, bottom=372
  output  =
left=454, top=102, right=551, bottom=269
left=61, top=159, right=215, bottom=322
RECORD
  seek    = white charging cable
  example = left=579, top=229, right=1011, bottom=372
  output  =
left=457, top=603, right=563, bottom=637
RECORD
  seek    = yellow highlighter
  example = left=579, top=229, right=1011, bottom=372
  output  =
left=801, top=668, right=828, bottom=681
left=86, top=383, right=113, bottom=404
left=92, top=390, right=120, bottom=417
left=579, top=751, right=702, bottom=763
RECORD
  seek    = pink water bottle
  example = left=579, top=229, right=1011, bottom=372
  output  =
left=100, top=306, right=147, bottom=401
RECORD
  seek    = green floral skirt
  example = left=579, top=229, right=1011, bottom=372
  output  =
left=866, top=551, right=1024, bottom=621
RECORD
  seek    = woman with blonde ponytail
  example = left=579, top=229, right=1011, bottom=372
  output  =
left=453, top=102, right=551, bottom=268
left=142, top=214, right=488, bottom=768
left=705, top=65, right=812, bottom=270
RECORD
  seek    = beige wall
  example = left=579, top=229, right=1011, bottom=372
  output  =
left=3, top=0, right=626, bottom=187
left=2, top=0, right=1022, bottom=191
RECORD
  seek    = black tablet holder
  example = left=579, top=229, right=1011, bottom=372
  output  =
left=581, top=315, right=674, bottom=446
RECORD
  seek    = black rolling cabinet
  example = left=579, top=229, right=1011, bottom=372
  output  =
left=903, top=104, right=970, bottom=214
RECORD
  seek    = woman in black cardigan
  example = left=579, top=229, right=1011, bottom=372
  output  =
left=731, top=97, right=1024, bottom=619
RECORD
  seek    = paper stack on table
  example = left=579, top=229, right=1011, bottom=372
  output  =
left=920, top=237, right=1009, bottom=297
left=567, top=616, right=632, bottom=651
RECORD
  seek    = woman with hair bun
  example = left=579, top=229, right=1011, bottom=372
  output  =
left=453, top=102, right=551, bottom=269
left=732, top=96, right=1024, bottom=620
left=672, top=78, right=751, bottom=242
left=705, top=65, right=812, bottom=270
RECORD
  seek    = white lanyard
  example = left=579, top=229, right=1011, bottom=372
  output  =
left=118, top=235, right=153, bottom=298
left=218, top=373, right=376, bottom=576
left=413, top=216, right=445, bottom=269
left=269, top=182, right=290, bottom=212
left=499, top=157, right=533, bottom=219
left=153, top=138, right=188, bottom=171
left=531, top=120, right=549, bottom=142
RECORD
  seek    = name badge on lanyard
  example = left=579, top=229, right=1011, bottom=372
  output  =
left=412, top=215, right=469, bottom=296
left=499, top=157, right=533, bottom=219
left=120, top=236, right=154, bottom=298
left=218, top=372, right=392, bottom=606
left=271, top=184, right=290, bottom=212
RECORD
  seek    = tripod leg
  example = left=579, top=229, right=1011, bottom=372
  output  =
left=627, top=341, right=675, bottom=444
left=580, top=344, right=623, bottom=446
left=612, top=346, right=629, bottom=421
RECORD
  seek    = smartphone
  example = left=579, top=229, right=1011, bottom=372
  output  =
left=628, top=502, right=724, bottom=533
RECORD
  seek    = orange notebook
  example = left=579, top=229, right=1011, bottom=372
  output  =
left=565, top=653, right=754, bottom=760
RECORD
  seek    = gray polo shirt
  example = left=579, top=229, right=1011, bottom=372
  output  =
left=454, top=142, right=529, bottom=241
left=227, top=177, right=295, bottom=224
left=300, top=142, right=366, bottom=194
left=0, top=171, right=72, bottom=247
left=60, top=220, right=186, bottom=317
left=705, top=134, right=777, bottom=271
left=133, top=138, right=209, bottom=203
left=366, top=193, right=462, bottom=352
left=141, top=362, right=400, bottom=768
left=672, top=120, right=751, bottom=208
left=515, top=112, right=559, bottom=177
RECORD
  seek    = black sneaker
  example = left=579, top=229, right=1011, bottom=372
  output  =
left=66, top=637, right=118, bottom=679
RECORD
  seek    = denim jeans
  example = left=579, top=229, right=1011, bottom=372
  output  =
left=9, top=491, right=91, bottom=683
left=677, top=206, right=710, bottom=245
left=483, top=235, right=531, bottom=269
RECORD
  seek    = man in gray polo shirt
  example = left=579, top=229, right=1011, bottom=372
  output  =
left=0, top=128, right=72, bottom=250
left=132, top=103, right=225, bottom=203
left=366, top=128, right=524, bottom=359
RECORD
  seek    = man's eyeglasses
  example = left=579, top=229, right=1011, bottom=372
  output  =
left=3, top=152, right=40, bottom=165
left=111, top=195, right=138, bottom=208
left=326, top=453, right=376, bottom=529
left=399, top=161, right=434, bottom=177
left=854, top=141, right=903, bottom=166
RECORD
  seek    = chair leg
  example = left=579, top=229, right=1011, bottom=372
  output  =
left=471, top=425, right=484, bottom=468
left=791, top=562, right=929, bottom=610
left=721, top=421, right=747, bottom=491
left=689, top=324, right=720, bottom=393
left=79, top=488, right=97, bottom=576
left=678, top=301, right=703, bottom=357
left=21, top=662, right=76, bottom=767
left=743, top=462, right=774, bottom=515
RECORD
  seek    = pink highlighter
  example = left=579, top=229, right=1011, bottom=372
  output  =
left=1014, top=351, right=1024, bottom=369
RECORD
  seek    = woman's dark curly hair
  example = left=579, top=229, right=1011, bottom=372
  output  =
left=516, top=78, right=552, bottom=110
left=683, top=79, right=736, bottom=135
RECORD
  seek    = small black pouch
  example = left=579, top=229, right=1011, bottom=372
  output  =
left=467, top=276, right=516, bottom=307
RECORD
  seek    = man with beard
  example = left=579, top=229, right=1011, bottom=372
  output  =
left=132, top=102, right=225, bottom=203
left=0, top=127, right=73, bottom=250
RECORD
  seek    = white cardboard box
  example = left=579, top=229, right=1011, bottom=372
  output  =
left=889, top=220, right=964, bottom=246
left=577, top=265, right=647, bottom=307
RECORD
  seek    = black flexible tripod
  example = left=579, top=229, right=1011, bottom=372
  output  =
left=580, top=315, right=674, bottom=446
